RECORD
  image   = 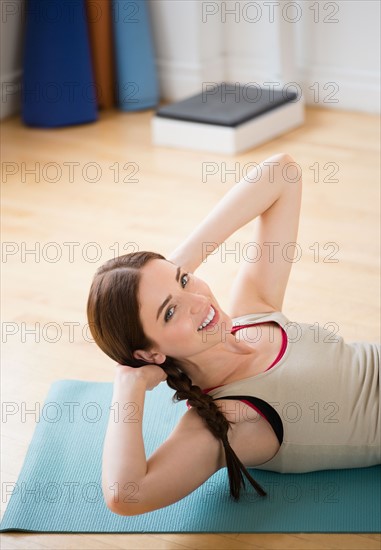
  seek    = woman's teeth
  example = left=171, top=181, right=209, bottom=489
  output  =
left=197, top=306, right=215, bottom=331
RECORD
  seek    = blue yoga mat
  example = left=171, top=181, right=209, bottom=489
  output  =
left=112, top=0, right=159, bottom=111
left=22, top=0, right=98, bottom=127
left=0, top=379, right=380, bottom=533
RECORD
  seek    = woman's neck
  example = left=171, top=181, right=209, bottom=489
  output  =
left=178, top=334, right=256, bottom=391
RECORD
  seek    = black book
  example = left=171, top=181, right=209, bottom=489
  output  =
left=155, top=82, right=298, bottom=127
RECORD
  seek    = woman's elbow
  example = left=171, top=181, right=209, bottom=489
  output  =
left=271, top=152, right=296, bottom=164
left=103, top=488, right=151, bottom=517
left=105, top=496, right=142, bottom=517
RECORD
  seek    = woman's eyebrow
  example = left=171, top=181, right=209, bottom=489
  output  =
left=156, top=266, right=181, bottom=320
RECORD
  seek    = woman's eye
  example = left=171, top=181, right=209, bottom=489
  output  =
left=164, top=274, right=189, bottom=322
left=181, top=273, right=189, bottom=287
left=164, top=306, right=175, bottom=322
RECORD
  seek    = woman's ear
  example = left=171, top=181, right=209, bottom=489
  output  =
left=133, top=349, right=166, bottom=365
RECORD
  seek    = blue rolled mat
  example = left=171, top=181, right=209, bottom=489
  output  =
left=112, top=0, right=159, bottom=111
left=0, top=379, right=380, bottom=533
left=22, top=0, right=98, bottom=127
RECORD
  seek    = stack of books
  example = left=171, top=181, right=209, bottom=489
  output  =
left=152, top=82, right=305, bottom=155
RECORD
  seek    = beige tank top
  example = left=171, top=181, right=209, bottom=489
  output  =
left=207, top=311, right=380, bottom=473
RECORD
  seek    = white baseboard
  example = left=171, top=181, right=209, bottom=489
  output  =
left=156, top=55, right=225, bottom=102
left=2, top=62, right=378, bottom=119
left=300, top=64, right=380, bottom=114
left=222, top=54, right=380, bottom=115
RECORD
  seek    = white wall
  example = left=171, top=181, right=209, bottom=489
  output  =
left=1, top=0, right=380, bottom=119
left=148, top=0, right=225, bottom=100
left=149, top=0, right=380, bottom=114
left=296, top=0, right=380, bottom=112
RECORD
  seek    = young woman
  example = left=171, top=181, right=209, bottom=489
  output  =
left=87, top=153, right=380, bottom=516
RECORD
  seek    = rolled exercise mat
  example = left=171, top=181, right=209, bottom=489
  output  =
left=112, top=0, right=159, bottom=111
left=0, top=379, right=380, bottom=533
left=22, top=0, right=98, bottom=127
left=85, top=0, right=116, bottom=109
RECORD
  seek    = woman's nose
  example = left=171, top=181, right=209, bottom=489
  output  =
left=189, top=293, right=208, bottom=315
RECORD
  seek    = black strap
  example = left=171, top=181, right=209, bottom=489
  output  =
left=214, top=395, right=283, bottom=445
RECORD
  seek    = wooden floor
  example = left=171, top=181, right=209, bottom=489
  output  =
left=1, top=105, right=380, bottom=549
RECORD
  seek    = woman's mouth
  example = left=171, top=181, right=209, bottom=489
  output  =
left=197, top=305, right=219, bottom=331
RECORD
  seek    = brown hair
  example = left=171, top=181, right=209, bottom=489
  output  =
left=86, top=251, right=266, bottom=501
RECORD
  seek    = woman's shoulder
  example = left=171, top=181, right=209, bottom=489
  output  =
left=183, top=398, right=280, bottom=469
left=231, top=308, right=292, bottom=335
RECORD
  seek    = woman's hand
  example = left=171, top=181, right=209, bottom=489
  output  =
left=115, top=363, right=168, bottom=391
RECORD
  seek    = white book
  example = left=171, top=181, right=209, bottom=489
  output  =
left=151, top=82, right=305, bottom=155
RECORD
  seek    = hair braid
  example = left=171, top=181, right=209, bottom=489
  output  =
left=163, top=360, right=267, bottom=501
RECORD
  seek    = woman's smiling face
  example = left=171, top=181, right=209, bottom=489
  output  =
left=135, top=259, right=231, bottom=361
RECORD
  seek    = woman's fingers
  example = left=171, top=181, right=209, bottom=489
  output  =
left=115, top=363, right=167, bottom=390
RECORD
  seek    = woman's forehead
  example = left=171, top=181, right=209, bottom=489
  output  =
left=139, top=259, right=178, bottom=300
left=138, top=260, right=177, bottom=323
left=141, top=258, right=175, bottom=279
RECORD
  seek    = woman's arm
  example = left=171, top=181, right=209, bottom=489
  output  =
left=102, top=367, right=225, bottom=516
left=168, top=152, right=302, bottom=313
left=102, top=369, right=149, bottom=509
left=168, top=153, right=295, bottom=274
left=103, top=371, right=270, bottom=516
